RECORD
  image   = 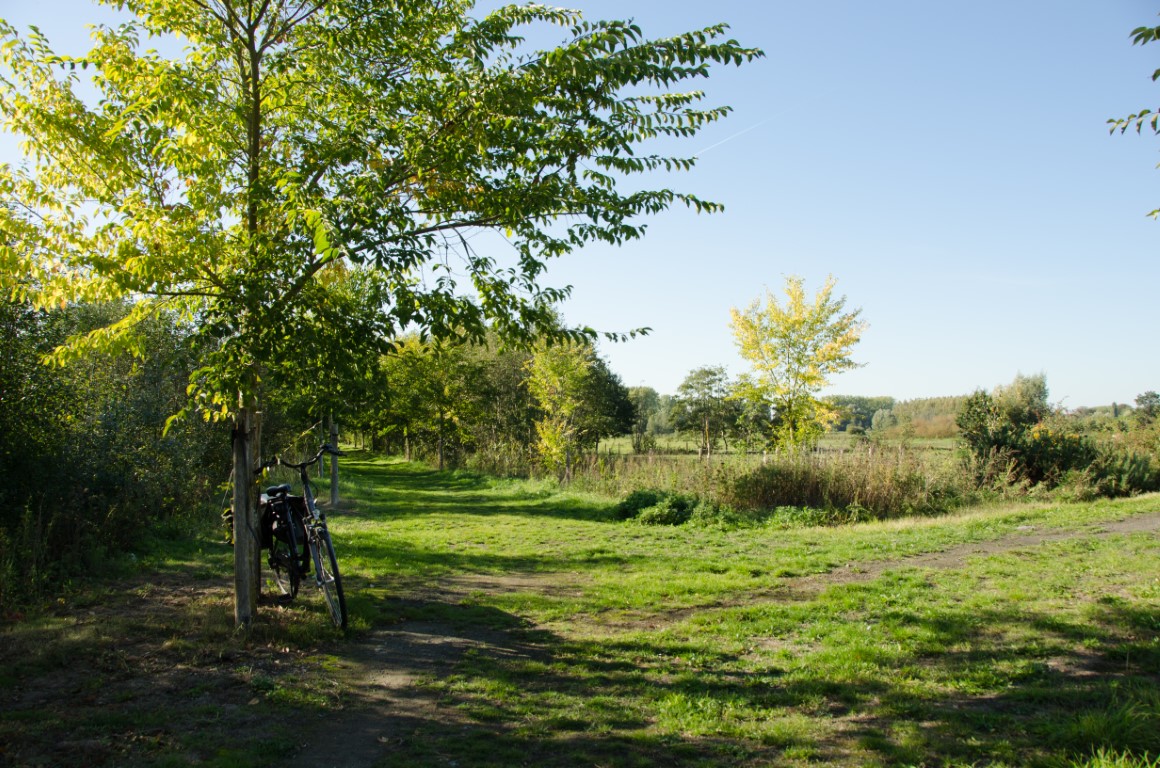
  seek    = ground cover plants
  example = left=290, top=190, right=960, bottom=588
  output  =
left=2, top=451, right=1158, bottom=767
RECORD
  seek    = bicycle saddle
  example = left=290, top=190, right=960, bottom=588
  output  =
left=265, top=483, right=292, bottom=496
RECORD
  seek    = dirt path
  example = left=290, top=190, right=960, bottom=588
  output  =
left=291, top=509, right=1160, bottom=767
left=791, top=509, right=1160, bottom=593
left=292, top=622, right=525, bottom=767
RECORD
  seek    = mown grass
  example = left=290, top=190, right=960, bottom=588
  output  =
left=2, top=451, right=1158, bottom=767
left=326, top=452, right=1160, bottom=767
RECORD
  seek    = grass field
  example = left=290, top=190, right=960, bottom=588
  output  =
left=2, top=451, right=1158, bottom=767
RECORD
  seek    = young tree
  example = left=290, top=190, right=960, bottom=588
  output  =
left=526, top=339, right=594, bottom=478
left=671, top=365, right=732, bottom=457
left=729, top=387, right=774, bottom=453
left=578, top=357, right=633, bottom=455
left=729, top=276, right=866, bottom=447
left=0, top=2, right=760, bottom=625
left=825, top=394, right=895, bottom=432
left=628, top=386, right=660, bottom=453
left=1135, top=391, right=1160, bottom=426
left=378, top=335, right=482, bottom=469
left=992, top=372, right=1050, bottom=430
left=870, top=407, right=898, bottom=433
left=648, top=394, right=676, bottom=436
left=466, top=336, right=535, bottom=461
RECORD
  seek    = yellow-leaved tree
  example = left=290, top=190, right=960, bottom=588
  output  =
left=729, top=275, right=866, bottom=447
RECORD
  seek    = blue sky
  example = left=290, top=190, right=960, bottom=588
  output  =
left=2, top=1, right=1159, bottom=407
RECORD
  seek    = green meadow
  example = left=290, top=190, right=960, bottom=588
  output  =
left=2, top=451, right=1158, bottom=767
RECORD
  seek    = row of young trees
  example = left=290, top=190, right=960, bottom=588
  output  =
left=286, top=277, right=867, bottom=471
left=344, top=333, right=633, bottom=477
left=339, top=274, right=869, bottom=465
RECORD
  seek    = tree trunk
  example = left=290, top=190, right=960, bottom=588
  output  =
left=232, top=405, right=259, bottom=629
left=234, top=7, right=264, bottom=631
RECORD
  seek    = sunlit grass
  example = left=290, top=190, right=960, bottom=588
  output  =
left=309, top=452, right=1160, bottom=766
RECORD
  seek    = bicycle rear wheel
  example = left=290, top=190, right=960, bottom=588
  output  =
left=268, top=509, right=301, bottom=598
left=309, top=525, right=346, bottom=629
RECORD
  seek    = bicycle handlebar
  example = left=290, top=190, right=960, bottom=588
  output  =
left=261, top=443, right=345, bottom=472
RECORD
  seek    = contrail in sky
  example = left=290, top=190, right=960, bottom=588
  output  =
left=693, top=117, right=772, bottom=157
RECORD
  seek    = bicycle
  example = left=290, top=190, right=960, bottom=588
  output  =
left=260, top=443, right=348, bottom=629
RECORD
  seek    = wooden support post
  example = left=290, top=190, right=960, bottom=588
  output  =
left=329, top=413, right=339, bottom=507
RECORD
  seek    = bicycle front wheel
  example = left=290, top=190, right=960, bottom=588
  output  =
left=309, top=526, right=347, bottom=629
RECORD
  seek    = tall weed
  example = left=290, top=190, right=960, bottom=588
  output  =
left=723, top=445, right=967, bottom=519
left=569, top=445, right=973, bottom=522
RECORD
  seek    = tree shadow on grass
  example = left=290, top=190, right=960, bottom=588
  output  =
left=312, top=455, right=1160, bottom=765
left=298, top=595, right=784, bottom=768
left=0, top=570, right=335, bottom=768
left=308, top=580, right=1160, bottom=768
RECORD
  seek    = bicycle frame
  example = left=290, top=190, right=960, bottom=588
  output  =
left=261, top=444, right=347, bottom=628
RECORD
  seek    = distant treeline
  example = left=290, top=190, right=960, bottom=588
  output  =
left=825, top=395, right=967, bottom=438
left=824, top=393, right=1142, bottom=440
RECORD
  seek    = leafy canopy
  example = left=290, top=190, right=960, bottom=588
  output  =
left=0, top=0, right=763, bottom=418
left=729, top=275, right=865, bottom=446
left=1109, top=16, right=1160, bottom=218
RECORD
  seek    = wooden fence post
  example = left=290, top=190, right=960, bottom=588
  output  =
left=329, top=414, right=339, bottom=506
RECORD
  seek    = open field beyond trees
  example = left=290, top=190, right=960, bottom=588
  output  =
left=2, top=452, right=1158, bottom=768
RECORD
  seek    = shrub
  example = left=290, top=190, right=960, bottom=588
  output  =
left=1088, top=448, right=1159, bottom=497
left=956, top=377, right=1102, bottom=489
left=636, top=497, right=693, bottom=525
left=687, top=500, right=756, bottom=528
left=614, top=489, right=665, bottom=520
left=1020, top=424, right=1098, bottom=485
left=763, top=505, right=837, bottom=528
left=614, top=489, right=703, bottom=525
left=0, top=301, right=229, bottom=610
